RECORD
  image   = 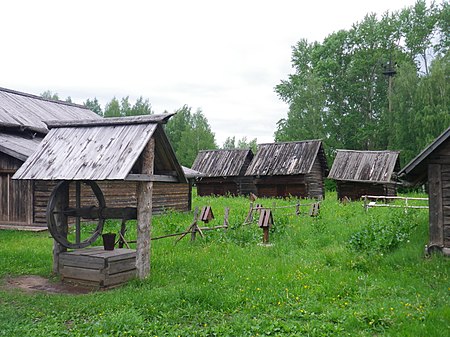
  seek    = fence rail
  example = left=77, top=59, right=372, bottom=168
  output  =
left=362, top=195, right=429, bottom=212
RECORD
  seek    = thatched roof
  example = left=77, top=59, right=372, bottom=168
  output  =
left=399, top=126, right=450, bottom=185
left=0, top=87, right=100, bottom=134
left=328, top=150, right=400, bottom=183
left=191, top=149, right=253, bottom=177
left=245, top=140, right=327, bottom=176
left=13, top=114, right=186, bottom=182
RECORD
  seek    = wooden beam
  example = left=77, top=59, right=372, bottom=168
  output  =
left=125, top=174, right=178, bottom=182
left=45, top=113, right=175, bottom=129
left=53, top=182, right=69, bottom=274
left=428, top=164, right=444, bottom=246
left=136, top=137, right=155, bottom=279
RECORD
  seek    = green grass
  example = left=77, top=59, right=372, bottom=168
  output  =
left=0, top=192, right=449, bottom=336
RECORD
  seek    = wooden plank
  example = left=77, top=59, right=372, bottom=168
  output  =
left=60, top=265, right=104, bottom=282
left=46, top=113, right=174, bottom=128
left=59, top=254, right=105, bottom=270
left=108, top=258, right=136, bottom=274
left=52, top=181, right=68, bottom=274
left=428, top=164, right=444, bottom=246
left=103, top=269, right=137, bottom=287
left=125, top=174, right=178, bottom=182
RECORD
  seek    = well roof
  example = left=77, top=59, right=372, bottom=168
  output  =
left=13, top=114, right=185, bottom=182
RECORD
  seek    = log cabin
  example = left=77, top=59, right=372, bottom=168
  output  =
left=245, top=140, right=328, bottom=199
left=328, top=150, right=401, bottom=200
left=398, top=126, right=450, bottom=256
left=191, top=149, right=256, bottom=196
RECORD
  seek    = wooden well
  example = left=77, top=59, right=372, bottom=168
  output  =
left=59, top=247, right=136, bottom=288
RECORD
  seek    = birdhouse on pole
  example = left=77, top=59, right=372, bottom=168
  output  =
left=258, top=208, right=273, bottom=244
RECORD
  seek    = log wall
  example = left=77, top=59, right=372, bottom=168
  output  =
left=336, top=181, right=397, bottom=201
left=33, top=180, right=191, bottom=225
left=253, top=156, right=325, bottom=199
left=0, top=153, right=33, bottom=225
left=426, top=138, right=450, bottom=248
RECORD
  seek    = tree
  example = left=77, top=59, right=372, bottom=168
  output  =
left=222, top=136, right=236, bottom=149
left=40, top=90, right=59, bottom=100
left=275, top=1, right=448, bottom=163
left=130, top=96, right=152, bottom=116
left=104, top=97, right=121, bottom=117
left=84, top=98, right=103, bottom=116
left=165, top=106, right=217, bottom=166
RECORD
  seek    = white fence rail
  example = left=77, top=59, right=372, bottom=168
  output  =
left=362, top=195, right=429, bottom=212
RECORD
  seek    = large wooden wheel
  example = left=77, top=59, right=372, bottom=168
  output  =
left=47, top=180, right=106, bottom=249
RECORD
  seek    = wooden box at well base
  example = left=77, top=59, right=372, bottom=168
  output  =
left=59, top=247, right=136, bottom=288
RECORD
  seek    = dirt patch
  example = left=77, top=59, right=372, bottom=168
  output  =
left=1, top=275, right=94, bottom=295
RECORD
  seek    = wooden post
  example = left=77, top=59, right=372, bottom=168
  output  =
left=53, top=182, right=69, bottom=274
left=136, top=137, right=155, bottom=279
left=428, top=164, right=443, bottom=246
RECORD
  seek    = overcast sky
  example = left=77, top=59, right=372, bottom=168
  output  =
left=2, top=0, right=418, bottom=146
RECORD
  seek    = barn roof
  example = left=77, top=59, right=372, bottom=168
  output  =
left=328, top=150, right=400, bottom=183
left=245, top=140, right=328, bottom=176
left=13, top=114, right=186, bottom=182
left=0, top=87, right=100, bottom=134
left=0, top=132, right=43, bottom=161
left=191, top=149, right=253, bottom=177
left=399, top=126, right=450, bottom=185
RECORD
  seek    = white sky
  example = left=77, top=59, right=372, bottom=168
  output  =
left=1, top=0, right=418, bottom=146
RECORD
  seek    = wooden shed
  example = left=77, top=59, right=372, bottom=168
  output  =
left=0, top=87, right=100, bottom=229
left=398, top=126, right=450, bottom=255
left=191, top=149, right=256, bottom=196
left=328, top=150, right=401, bottom=200
left=245, top=140, right=328, bottom=199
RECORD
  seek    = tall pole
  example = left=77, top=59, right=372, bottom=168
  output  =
left=136, top=137, right=155, bottom=279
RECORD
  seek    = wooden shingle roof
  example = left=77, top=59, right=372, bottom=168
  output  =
left=13, top=114, right=185, bottom=182
left=0, top=132, right=42, bottom=161
left=245, top=140, right=327, bottom=176
left=191, top=149, right=253, bottom=177
left=0, top=87, right=100, bottom=133
left=328, top=150, right=400, bottom=183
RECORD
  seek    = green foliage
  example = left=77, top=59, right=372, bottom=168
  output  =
left=40, top=90, right=60, bottom=100
left=83, top=97, right=103, bottom=116
left=275, top=1, right=449, bottom=164
left=348, top=209, right=419, bottom=254
left=102, top=96, right=153, bottom=118
left=165, top=105, right=217, bottom=166
left=222, top=136, right=258, bottom=153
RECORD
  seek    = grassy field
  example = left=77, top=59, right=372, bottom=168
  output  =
left=0, top=192, right=448, bottom=336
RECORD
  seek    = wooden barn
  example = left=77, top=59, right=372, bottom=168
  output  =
left=328, top=150, right=401, bottom=200
left=191, top=149, right=256, bottom=196
left=398, top=126, right=450, bottom=255
left=245, top=140, right=328, bottom=199
left=0, top=87, right=100, bottom=229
